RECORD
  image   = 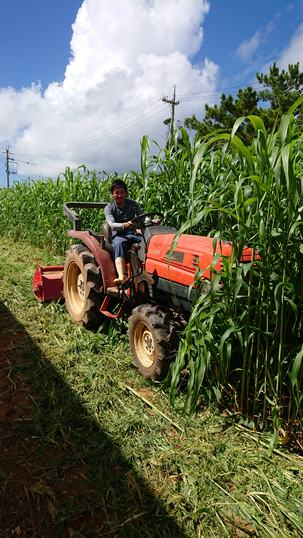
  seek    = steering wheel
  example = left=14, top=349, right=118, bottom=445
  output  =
left=132, top=212, right=164, bottom=226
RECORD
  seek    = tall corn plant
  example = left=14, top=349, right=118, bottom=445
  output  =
left=0, top=132, right=204, bottom=252
left=129, top=129, right=209, bottom=230
left=0, top=167, right=112, bottom=253
left=170, top=99, right=303, bottom=442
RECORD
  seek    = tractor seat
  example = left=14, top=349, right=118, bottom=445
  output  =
left=87, top=229, right=104, bottom=241
left=101, top=222, right=114, bottom=256
left=102, top=222, right=112, bottom=242
left=87, top=227, right=114, bottom=256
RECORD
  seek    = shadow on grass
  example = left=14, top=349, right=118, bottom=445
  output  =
left=0, top=301, right=187, bottom=537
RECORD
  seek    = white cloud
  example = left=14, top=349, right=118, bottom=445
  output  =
left=236, top=31, right=261, bottom=63
left=277, top=22, right=303, bottom=69
left=0, top=0, right=218, bottom=178
left=259, top=21, right=303, bottom=81
left=0, top=85, right=43, bottom=141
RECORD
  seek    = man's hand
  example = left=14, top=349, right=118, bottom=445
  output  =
left=123, top=220, right=136, bottom=230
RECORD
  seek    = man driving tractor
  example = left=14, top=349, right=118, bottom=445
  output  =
left=104, top=179, right=143, bottom=285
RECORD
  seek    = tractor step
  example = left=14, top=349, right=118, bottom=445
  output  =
left=32, top=265, right=64, bottom=302
left=106, top=286, right=120, bottom=295
left=100, top=294, right=124, bottom=318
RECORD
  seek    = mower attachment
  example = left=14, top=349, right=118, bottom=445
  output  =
left=32, top=265, right=64, bottom=302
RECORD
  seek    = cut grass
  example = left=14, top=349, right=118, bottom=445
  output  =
left=0, top=235, right=302, bottom=537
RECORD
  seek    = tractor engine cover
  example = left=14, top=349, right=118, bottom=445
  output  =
left=145, top=234, right=256, bottom=287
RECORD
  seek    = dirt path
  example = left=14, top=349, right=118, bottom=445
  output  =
left=0, top=301, right=107, bottom=536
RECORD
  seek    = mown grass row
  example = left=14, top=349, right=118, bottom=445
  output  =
left=0, top=110, right=302, bottom=448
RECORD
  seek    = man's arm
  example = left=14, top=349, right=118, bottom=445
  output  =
left=104, top=204, right=124, bottom=232
left=123, top=200, right=139, bottom=230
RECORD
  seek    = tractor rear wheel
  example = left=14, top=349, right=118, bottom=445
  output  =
left=128, top=304, right=177, bottom=381
left=64, top=244, right=103, bottom=329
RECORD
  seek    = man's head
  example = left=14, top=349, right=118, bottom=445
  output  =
left=111, top=179, right=128, bottom=207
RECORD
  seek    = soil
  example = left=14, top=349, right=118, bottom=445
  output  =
left=0, top=301, right=186, bottom=538
left=0, top=303, right=107, bottom=537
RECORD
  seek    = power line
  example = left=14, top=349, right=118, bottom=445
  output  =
left=0, top=151, right=67, bottom=180
left=4, top=102, right=165, bottom=177
left=3, top=72, right=294, bottom=174
left=177, top=82, right=260, bottom=99
left=16, top=160, right=63, bottom=170
left=12, top=101, right=164, bottom=157
left=9, top=83, right=262, bottom=161
left=55, top=103, right=164, bottom=153
left=180, top=90, right=243, bottom=103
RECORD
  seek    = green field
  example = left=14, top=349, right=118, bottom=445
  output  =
left=1, top=111, right=303, bottom=438
left=1, top=107, right=303, bottom=535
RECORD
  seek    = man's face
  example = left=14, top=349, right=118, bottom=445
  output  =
left=112, top=187, right=127, bottom=207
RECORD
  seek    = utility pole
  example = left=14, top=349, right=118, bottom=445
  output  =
left=5, top=147, right=10, bottom=188
left=2, top=146, right=17, bottom=187
left=162, top=85, right=179, bottom=148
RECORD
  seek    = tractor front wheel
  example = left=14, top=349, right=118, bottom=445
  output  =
left=64, top=244, right=103, bottom=329
left=128, top=304, right=177, bottom=381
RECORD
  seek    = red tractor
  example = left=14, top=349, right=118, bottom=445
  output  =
left=33, top=202, right=256, bottom=380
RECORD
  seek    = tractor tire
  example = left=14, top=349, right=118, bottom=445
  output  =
left=128, top=304, right=177, bottom=381
left=63, top=244, right=103, bottom=329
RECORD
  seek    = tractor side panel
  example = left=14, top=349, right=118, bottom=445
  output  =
left=68, top=231, right=116, bottom=290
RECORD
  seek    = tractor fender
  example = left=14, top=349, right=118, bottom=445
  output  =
left=68, top=230, right=116, bottom=290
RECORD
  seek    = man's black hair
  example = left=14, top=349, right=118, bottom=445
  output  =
left=110, top=179, right=128, bottom=194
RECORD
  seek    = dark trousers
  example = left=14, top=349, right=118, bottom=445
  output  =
left=112, top=231, right=142, bottom=259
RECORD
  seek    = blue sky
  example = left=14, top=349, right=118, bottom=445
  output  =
left=1, top=1, right=300, bottom=91
left=0, top=0, right=303, bottom=185
left=0, top=1, right=83, bottom=90
left=200, top=0, right=303, bottom=87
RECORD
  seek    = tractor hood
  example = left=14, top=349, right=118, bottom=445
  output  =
left=145, top=233, right=257, bottom=287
